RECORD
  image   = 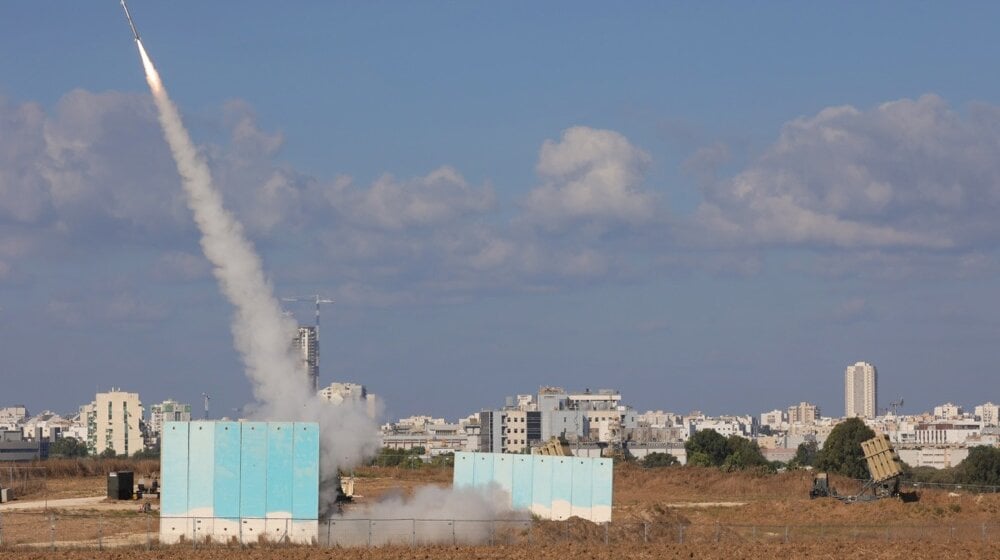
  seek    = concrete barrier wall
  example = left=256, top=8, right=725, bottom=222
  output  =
left=160, top=420, right=319, bottom=544
left=453, top=452, right=612, bottom=523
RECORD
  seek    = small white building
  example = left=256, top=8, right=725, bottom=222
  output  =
left=22, top=411, right=73, bottom=440
left=759, top=409, right=787, bottom=430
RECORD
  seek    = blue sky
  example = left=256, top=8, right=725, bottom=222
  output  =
left=2, top=2, right=1000, bottom=421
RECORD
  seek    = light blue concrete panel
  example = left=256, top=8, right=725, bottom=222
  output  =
left=530, top=456, right=552, bottom=516
left=291, top=422, right=319, bottom=520
left=160, top=422, right=188, bottom=517
left=453, top=452, right=475, bottom=488
left=551, top=457, right=573, bottom=519
left=591, top=458, right=613, bottom=519
left=511, top=456, right=533, bottom=511
left=239, top=422, right=268, bottom=518
left=492, top=453, right=514, bottom=498
left=188, top=421, right=215, bottom=516
left=472, top=452, right=494, bottom=487
left=213, top=422, right=241, bottom=519
left=570, top=457, right=593, bottom=518
left=266, top=422, right=294, bottom=516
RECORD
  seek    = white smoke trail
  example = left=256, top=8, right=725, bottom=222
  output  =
left=134, top=41, right=380, bottom=507
left=133, top=39, right=523, bottom=528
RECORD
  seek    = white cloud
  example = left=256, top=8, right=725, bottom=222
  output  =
left=524, top=126, right=656, bottom=229
left=697, top=94, right=1000, bottom=249
left=324, top=166, right=495, bottom=231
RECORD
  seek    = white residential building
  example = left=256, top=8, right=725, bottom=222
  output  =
left=845, top=361, right=877, bottom=419
left=81, top=389, right=145, bottom=456
left=148, top=400, right=192, bottom=438
left=21, top=411, right=72, bottom=440
left=933, top=402, right=964, bottom=419
left=975, top=402, right=1000, bottom=426
left=318, top=381, right=378, bottom=417
left=639, top=410, right=682, bottom=428
left=788, top=402, right=820, bottom=425
left=759, top=409, right=786, bottom=430
left=0, top=406, right=28, bottom=430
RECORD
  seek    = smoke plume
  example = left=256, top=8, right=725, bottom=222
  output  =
left=133, top=39, right=523, bottom=529
left=134, top=41, right=380, bottom=507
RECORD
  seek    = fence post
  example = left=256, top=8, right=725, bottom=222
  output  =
left=326, top=519, right=332, bottom=547
left=367, top=520, right=372, bottom=548
left=604, top=522, right=609, bottom=545
left=98, top=514, right=104, bottom=551
left=490, top=520, right=495, bottom=546
left=678, top=524, right=684, bottom=544
left=452, top=521, right=456, bottom=546
left=982, top=523, right=987, bottom=543
left=643, top=522, right=648, bottom=544
left=751, top=526, right=756, bottom=541
left=784, top=526, right=789, bottom=544
left=714, top=522, right=720, bottom=543
left=0, top=510, right=4, bottom=547
left=49, top=512, right=55, bottom=551
left=146, top=515, right=151, bottom=550
left=411, top=519, right=416, bottom=547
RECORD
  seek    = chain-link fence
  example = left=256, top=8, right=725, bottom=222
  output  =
left=0, top=513, right=998, bottom=550
left=1, top=467, right=47, bottom=501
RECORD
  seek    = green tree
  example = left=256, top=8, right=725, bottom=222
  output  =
left=132, top=448, right=160, bottom=460
left=48, top=437, right=88, bottom=458
left=641, top=452, right=680, bottom=468
left=721, top=435, right=770, bottom=471
left=956, top=446, right=1000, bottom=486
left=814, top=418, right=875, bottom=478
left=685, top=429, right=730, bottom=467
left=99, top=448, right=119, bottom=459
left=791, top=441, right=819, bottom=468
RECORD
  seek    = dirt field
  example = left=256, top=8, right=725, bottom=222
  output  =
left=3, top=542, right=1000, bottom=560
left=4, top=462, right=1000, bottom=558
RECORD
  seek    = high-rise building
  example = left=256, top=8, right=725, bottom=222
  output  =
left=293, top=326, right=319, bottom=392
left=81, top=389, right=145, bottom=456
left=844, top=362, right=877, bottom=419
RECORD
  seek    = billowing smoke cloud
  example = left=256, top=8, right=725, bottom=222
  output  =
left=337, top=484, right=528, bottom=544
left=133, top=40, right=380, bottom=509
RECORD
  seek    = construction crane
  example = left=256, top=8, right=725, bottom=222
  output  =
left=281, top=295, right=334, bottom=335
left=889, top=398, right=904, bottom=416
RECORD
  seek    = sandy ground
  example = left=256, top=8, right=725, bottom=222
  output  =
left=3, top=463, right=1000, bottom=557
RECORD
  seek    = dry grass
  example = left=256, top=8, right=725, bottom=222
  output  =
left=28, top=459, right=160, bottom=479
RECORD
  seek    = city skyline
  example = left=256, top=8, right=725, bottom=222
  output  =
left=2, top=3, right=1000, bottom=420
